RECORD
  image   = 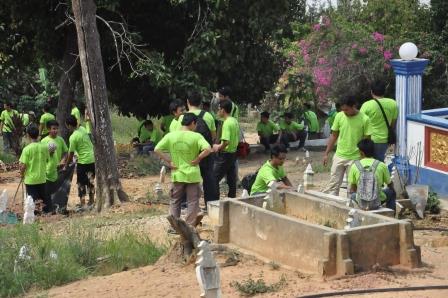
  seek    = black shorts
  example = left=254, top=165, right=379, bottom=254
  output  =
left=76, top=163, right=95, bottom=187
left=26, top=183, right=53, bottom=213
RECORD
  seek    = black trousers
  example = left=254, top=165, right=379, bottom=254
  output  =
left=26, top=183, right=53, bottom=213
left=46, top=180, right=58, bottom=200
left=76, top=163, right=95, bottom=198
left=259, top=134, right=281, bottom=150
left=200, top=154, right=219, bottom=205
left=214, top=152, right=237, bottom=198
left=281, top=131, right=307, bottom=149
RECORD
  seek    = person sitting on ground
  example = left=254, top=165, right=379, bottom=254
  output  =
left=154, top=113, right=212, bottom=228
left=41, top=120, right=68, bottom=199
left=303, top=103, right=320, bottom=140
left=19, top=125, right=52, bottom=214
left=133, top=120, right=161, bottom=154
left=168, top=99, right=186, bottom=132
left=257, top=111, right=283, bottom=151
left=71, top=102, right=82, bottom=128
left=279, top=112, right=306, bottom=149
left=64, top=116, right=95, bottom=209
left=250, top=144, right=293, bottom=195
left=348, top=139, right=396, bottom=211
left=39, top=103, right=55, bottom=138
left=360, top=80, right=398, bottom=162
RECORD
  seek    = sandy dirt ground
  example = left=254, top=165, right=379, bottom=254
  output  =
left=2, top=138, right=448, bottom=298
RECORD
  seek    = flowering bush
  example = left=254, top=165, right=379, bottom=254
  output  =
left=276, top=15, right=398, bottom=110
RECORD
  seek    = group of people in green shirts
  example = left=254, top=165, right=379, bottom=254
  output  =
left=0, top=100, right=95, bottom=214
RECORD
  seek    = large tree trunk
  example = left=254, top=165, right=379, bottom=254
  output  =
left=56, top=27, right=79, bottom=141
left=72, top=0, right=129, bottom=211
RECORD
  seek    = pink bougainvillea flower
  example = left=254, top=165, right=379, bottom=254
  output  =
left=318, top=57, right=326, bottom=65
left=384, top=63, right=391, bottom=70
left=359, top=48, right=368, bottom=55
left=372, top=32, right=384, bottom=42
left=383, top=50, right=393, bottom=60
left=351, top=43, right=358, bottom=49
left=304, top=54, right=311, bottom=64
left=313, top=23, right=321, bottom=31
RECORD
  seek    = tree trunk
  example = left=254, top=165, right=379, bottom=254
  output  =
left=71, top=0, right=129, bottom=211
left=56, top=27, right=79, bottom=142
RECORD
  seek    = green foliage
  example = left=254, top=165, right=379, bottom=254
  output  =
left=426, top=191, right=441, bottom=214
left=230, top=274, right=287, bottom=296
left=0, top=222, right=164, bottom=297
left=110, top=110, right=141, bottom=144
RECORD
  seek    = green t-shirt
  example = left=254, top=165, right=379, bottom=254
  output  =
left=169, top=118, right=182, bottom=132
left=328, top=109, right=337, bottom=127
left=257, top=120, right=279, bottom=137
left=331, top=112, right=371, bottom=160
left=41, top=136, right=68, bottom=182
left=69, top=128, right=95, bottom=164
left=348, top=158, right=391, bottom=202
left=71, top=107, right=82, bottom=125
left=304, top=110, right=320, bottom=133
left=216, top=101, right=239, bottom=121
left=19, top=142, right=49, bottom=185
left=178, top=109, right=217, bottom=133
left=39, top=112, right=55, bottom=135
left=161, top=115, right=174, bottom=134
left=250, top=161, right=286, bottom=195
left=154, top=130, right=210, bottom=183
left=221, top=116, right=240, bottom=153
left=0, top=109, right=19, bottom=132
left=279, top=120, right=304, bottom=133
left=21, top=113, right=30, bottom=126
left=84, top=121, right=92, bottom=134
left=360, top=98, right=398, bottom=144
left=139, top=125, right=162, bottom=145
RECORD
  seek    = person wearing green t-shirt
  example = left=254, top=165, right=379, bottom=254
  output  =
left=279, top=112, right=306, bottom=150
left=303, top=103, right=320, bottom=139
left=160, top=114, right=174, bottom=135
left=39, top=104, right=55, bottom=138
left=168, top=100, right=185, bottom=132
left=71, top=103, right=82, bottom=128
left=257, top=111, right=283, bottom=151
left=19, top=125, right=53, bottom=213
left=185, top=92, right=218, bottom=207
left=134, top=120, right=162, bottom=154
left=213, top=99, right=240, bottom=198
left=155, top=113, right=212, bottom=226
left=348, top=139, right=396, bottom=211
left=217, top=86, right=239, bottom=120
left=0, top=102, right=19, bottom=152
left=84, top=109, right=92, bottom=140
left=323, top=96, right=372, bottom=196
left=64, top=115, right=95, bottom=207
left=41, top=120, right=68, bottom=199
left=360, top=80, right=398, bottom=162
left=250, top=144, right=293, bottom=195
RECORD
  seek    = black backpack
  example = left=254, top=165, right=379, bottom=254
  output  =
left=242, top=170, right=259, bottom=192
left=196, top=110, right=213, bottom=145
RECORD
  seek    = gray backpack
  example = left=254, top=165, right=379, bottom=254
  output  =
left=355, top=160, right=381, bottom=210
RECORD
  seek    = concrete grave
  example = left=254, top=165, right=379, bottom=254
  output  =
left=213, top=191, right=421, bottom=277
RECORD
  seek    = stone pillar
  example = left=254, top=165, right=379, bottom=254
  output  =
left=390, top=59, right=428, bottom=181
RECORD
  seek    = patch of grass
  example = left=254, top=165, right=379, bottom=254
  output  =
left=230, top=274, right=287, bottom=296
left=0, top=221, right=165, bottom=297
left=426, top=191, right=441, bottom=214
left=110, top=110, right=141, bottom=145
left=127, top=155, right=163, bottom=176
left=0, top=149, right=17, bottom=163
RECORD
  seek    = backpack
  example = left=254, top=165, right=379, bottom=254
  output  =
left=355, top=160, right=381, bottom=210
left=242, top=170, right=259, bottom=192
left=195, top=110, right=213, bottom=145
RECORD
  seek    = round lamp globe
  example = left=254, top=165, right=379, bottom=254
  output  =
left=399, top=42, right=418, bottom=60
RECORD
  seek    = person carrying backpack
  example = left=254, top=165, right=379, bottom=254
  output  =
left=184, top=91, right=218, bottom=209
left=348, top=139, right=396, bottom=211
left=249, top=144, right=293, bottom=195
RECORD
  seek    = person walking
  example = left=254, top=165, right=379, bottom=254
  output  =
left=213, top=100, right=240, bottom=198
left=323, top=96, right=372, bottom=196
left=360, top=80, right=398, bottom=162
left=64, top=116, right=95, bottom=208
left=19, top=125, right=52, bottom=213
left=41, top=120, right=68, bottom=199
left=154, top=113, right=212, bottom=226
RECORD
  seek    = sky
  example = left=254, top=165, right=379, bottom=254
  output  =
left=306, top=0, right=430, bottom=7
